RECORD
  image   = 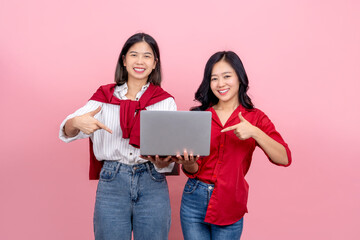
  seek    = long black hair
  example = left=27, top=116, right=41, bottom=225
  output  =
left=191, top=51, right=254, bottom=111
left=115, top=33, right=162, bottom=86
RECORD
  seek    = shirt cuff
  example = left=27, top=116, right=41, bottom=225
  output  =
left=59, top=118, right=89, bottom=143
left=154, top=162, right=175, bottom=173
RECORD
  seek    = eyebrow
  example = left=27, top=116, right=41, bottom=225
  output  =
left=211, top=71, right=233, bottom=76
left=129, top=51, right=153, bottom=55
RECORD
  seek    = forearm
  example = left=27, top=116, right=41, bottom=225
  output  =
left=64, top=117, right=80, bottom=137
left=253, top=127, right=289, bottom=165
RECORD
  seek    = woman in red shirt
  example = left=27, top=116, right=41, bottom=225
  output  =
left=175, top=51, right=292, bottom=239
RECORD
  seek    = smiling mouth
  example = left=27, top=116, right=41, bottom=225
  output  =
left=134, top=68, right=145, bottom=73
left=218, top=89, right=229, bottom=95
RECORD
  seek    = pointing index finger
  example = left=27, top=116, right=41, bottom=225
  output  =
left=96, top=121, right=112, bottom=134
left=221, top=125, right=236, bottom=133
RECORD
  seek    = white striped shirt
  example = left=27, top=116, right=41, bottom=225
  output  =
left=59, top=82, right=177, bottom=173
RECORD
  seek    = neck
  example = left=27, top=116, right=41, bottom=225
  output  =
left=214, top=99, right=239, bottom=112
left=127, top=78, right=148, bottom=92
left=125, top=78, right=148, bottom=100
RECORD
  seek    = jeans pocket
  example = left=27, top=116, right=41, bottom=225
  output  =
left=99, top=164, right=118, bottom=182
left=183, top=179, right=198, bottom=194
left=149, top=168, right=166, bottom=182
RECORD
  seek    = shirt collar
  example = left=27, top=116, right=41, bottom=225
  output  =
left=114, top=82, right=150, bottom=100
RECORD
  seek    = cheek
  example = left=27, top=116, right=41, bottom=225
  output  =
left=124, top=59, right=134, bottom=68
left=152, top=57, right=157, bottom=66
left=232, top=81, right=240, bottom=91
left=210, top=83, right=218, bottom=95
left=232, top=78, right=240, bottom=88
left=124, top=63, right=131, bottom=70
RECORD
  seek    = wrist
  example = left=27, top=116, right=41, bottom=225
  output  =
left=252, top=126, right=262, bottom=141
left=65, top=117, right=80, bottom=137
left=183, top=162, right=198, bottom=174
left=71, top=116, right=80, bottom=130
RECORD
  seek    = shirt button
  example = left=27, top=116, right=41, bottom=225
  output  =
left=135, top=98, right=139, bottom=100
left=129, top=153, right=133, bottom=155
left=220, top=144, right=224, bottom=148
left=208, top=186, right=213, bottom=190
left=208, top=205, right=212, bottom=208
left=213, top=175, right=216, bottom=178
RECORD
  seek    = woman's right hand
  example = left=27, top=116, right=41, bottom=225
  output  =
left=65, top=106, right=112, bottom=136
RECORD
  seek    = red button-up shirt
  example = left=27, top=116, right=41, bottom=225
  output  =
left=184, top=105, right=292, bottom=225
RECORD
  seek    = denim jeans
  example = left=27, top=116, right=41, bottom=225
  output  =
left=93, top=161, right=171, bottom=240
left=180, top=178, right=243, bottom=240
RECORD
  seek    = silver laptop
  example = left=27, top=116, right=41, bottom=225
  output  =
left=140, top=111, right=212, bottom=156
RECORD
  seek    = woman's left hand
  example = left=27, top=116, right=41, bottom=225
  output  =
left=174, top=150, right=199, bottom=167
left=221, top=112, right=258, bottom=140
left=140, top=155, right=173, bottom=169
left=173, top=150, right=200, bottom=174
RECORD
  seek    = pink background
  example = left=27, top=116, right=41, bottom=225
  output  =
left=1, top=0, right=359, bottom=239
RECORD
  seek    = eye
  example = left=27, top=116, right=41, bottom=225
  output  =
left=130, top=54, right=137, bottom=57
left=211, top=77, right=218, bottom=81
left=224, top=75, right=231, bottom=79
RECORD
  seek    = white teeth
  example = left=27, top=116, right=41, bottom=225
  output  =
left=219, top=89, right=229, bottom=93
left=134, top=68, right=145, bottom=72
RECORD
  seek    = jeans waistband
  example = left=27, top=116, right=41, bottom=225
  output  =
left=188, top=178, right=214, bottom=189
left=103, top=160, right=153, bottom=173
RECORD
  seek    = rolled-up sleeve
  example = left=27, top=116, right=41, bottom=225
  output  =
left=256, top=112, right=292, bottom=167
left=59, top=100, right=102, bottom=143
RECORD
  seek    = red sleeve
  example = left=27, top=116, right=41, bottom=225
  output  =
left=255, top=111, right=292, bottom=167
left=89, top=139, right=104, bottom=180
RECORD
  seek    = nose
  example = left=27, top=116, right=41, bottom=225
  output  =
left=218, top=77, right=226, bottom=87
left=135, top=55, right=144, bottom=64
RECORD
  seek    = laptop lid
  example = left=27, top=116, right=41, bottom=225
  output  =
left=140, top=111, right=212, bottom=156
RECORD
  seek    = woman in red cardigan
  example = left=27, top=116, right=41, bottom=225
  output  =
left=175, top=51, right=292, bottom=240
left=59, top=33, right=176, bottom=240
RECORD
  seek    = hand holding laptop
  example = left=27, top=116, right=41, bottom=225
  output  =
left=140, top=155, right=173, bottom=169
left=174, top=150, right=199, bottom=166
left=173, top=149, right=200, bottom=174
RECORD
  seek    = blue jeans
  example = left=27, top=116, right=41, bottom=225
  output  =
left=180, top=178, right=243, bottom=240
left=94, top=161, right=171, bottom=240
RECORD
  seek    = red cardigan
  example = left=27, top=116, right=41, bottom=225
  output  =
left=88, top=83, right=173, bottom=180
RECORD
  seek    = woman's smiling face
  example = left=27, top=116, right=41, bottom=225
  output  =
left=123, top=41, right=157, bottom=83
left=210, top=60, right=240, bottom=105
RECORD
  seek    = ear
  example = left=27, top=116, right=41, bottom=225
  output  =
left=153, top=58, right=158, bottom=69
